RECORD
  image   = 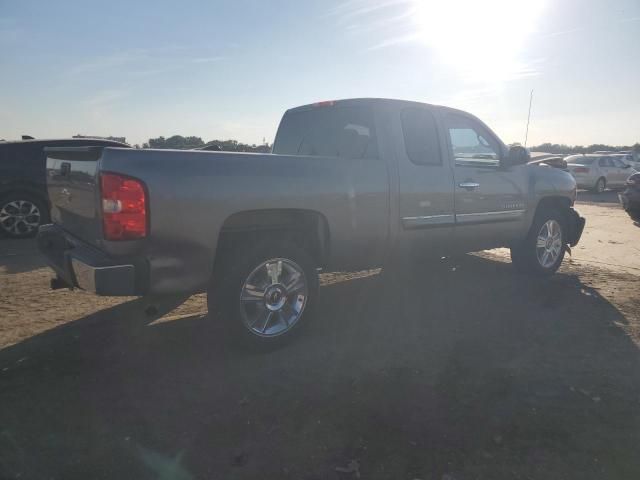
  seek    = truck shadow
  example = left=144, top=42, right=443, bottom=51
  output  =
left=0, top=238, right=48, bottom=274
left=1, top=255, right=639, bottom=479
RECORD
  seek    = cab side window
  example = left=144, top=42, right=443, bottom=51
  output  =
left=446, top=114, right=501, bottom=167
left=401, top=107, right=442, bottom=166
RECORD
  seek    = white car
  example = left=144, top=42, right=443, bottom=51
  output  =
left=611, top=153, right=640, bottom=170
left=566, top=154, right=637, bottom=193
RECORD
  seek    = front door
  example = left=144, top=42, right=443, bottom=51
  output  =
left=598, top=157, right=617, bottom=187
left=443, top=112, right=529, bottom=252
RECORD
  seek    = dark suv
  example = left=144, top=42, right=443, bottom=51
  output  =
left=0, top=138, right=129, bottom=238
left=619, top=172, right=640, bottom=222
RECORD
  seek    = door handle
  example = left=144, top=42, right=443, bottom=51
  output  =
left=458, top=182, right=480, bottom=190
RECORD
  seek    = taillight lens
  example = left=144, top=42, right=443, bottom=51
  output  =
left=100, top=172, right=147, bottom=240
left=573, top=167, right=590, bottom=174
left=313, top=100, right=335, bottom=107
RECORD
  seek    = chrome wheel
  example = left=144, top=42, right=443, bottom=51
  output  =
left=536, top=219, right=563, bottom=268
left=0, top=199, right=42, bottom=236
left=239, top=258, right=308, bottom=337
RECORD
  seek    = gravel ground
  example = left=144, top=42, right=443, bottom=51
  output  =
left=1, top=194, right=639, bottom=480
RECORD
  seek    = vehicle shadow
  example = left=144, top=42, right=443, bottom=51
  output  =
left=1, top=255, right=639, bottom=480
left=0, top=238, right=48, bottom=274
left=577, top=189, right=621, bottom=206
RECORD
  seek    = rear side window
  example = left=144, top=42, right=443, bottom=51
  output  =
left=401, top=107, right=442, bottom=165
left=3, top=143, right=44, bottom=165
left=612, top=158, right=626, bottom=168
left=273, top=106, right=378, bottom=160
left=599, top=157, right=613, bottom=167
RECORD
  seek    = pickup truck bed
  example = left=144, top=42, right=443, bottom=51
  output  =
left=40, top=145, right=389, bottom=294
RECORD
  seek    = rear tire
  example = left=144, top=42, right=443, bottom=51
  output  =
left=0, top=192, right=49, bottom=239
left=510, top=208, right=567, bottom=276
left=207, top=240, right=319, bottom=350
left=592, top=177, right=606, bottom=194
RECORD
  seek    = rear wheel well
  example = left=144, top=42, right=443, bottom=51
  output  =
left=213, top=209, right=330, bottom=272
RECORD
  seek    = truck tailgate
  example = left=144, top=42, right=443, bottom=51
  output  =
left=45, top=146, right=104, bottom=245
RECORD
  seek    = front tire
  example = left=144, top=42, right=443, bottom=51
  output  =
left=511, top=208, right=567, bottom=275
left=207, top=240, right=319, bottom=349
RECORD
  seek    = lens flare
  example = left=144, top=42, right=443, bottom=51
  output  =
left=411, top=0, right=547, bottom=82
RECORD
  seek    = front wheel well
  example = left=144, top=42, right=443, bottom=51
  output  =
left=525, top=196, right=574, bottom=243
left=534, top=196, right=572, bottom=219
left=213, top=209, right=330, bottom=272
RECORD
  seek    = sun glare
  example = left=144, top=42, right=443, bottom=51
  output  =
left=411, top=0, right=547, bottom=82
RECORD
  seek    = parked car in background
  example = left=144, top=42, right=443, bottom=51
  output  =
left=565, top=154, right=636, bottom=193
left=619, top=172, right=640, bottom=222
left=611, top=153, right=640, bottom=170
left=38, top=98, right=584, bottom=348
left=617, top=150, right=640, bottom=164
left=528, top=152, right=568, bottom=170
left=0, top=138, right=129, bottom=238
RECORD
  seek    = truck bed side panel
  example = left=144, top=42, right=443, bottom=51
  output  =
left=99, top=149, right=390, bottom=294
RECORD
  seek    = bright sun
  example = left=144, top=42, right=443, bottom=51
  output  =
left=411, top=0, right=547, bottom=83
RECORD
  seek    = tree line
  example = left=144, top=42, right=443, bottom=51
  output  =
left=136, top=134, right=640, bottom=156
left=138, top=135, right=271, bottom=153
left=528, top=142, right=640, bottom=155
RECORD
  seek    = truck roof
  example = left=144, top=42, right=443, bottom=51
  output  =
left=286, top=97, right=451, bottom=113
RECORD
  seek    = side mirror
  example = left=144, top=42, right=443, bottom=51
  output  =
left=504, top=145, right=530, bottom=167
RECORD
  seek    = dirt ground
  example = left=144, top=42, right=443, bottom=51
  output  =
left=1, top=192, right=639, bottom=480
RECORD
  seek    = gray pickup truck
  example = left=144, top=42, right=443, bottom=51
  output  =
left=38, top=98, right=585, bottom=347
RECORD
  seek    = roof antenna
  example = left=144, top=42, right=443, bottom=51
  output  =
left=524, top=89, right=533, bottom=148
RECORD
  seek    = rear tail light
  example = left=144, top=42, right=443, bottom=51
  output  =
left=313, top=100, right=335, bottom=107
left=573, top=167, right=590, bottom=174
left=100, top=172, right=147, bottom=240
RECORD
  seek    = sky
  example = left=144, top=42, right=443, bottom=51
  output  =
left=1, top=0, right=639, bottom=147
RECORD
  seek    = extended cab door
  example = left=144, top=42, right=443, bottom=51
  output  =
left=443, top=111, right=528, bottom=252
left=396, top=106, right=455, bottom=256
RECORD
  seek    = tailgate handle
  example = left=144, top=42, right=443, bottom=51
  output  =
left=60, top=162, right=71, bottom=176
